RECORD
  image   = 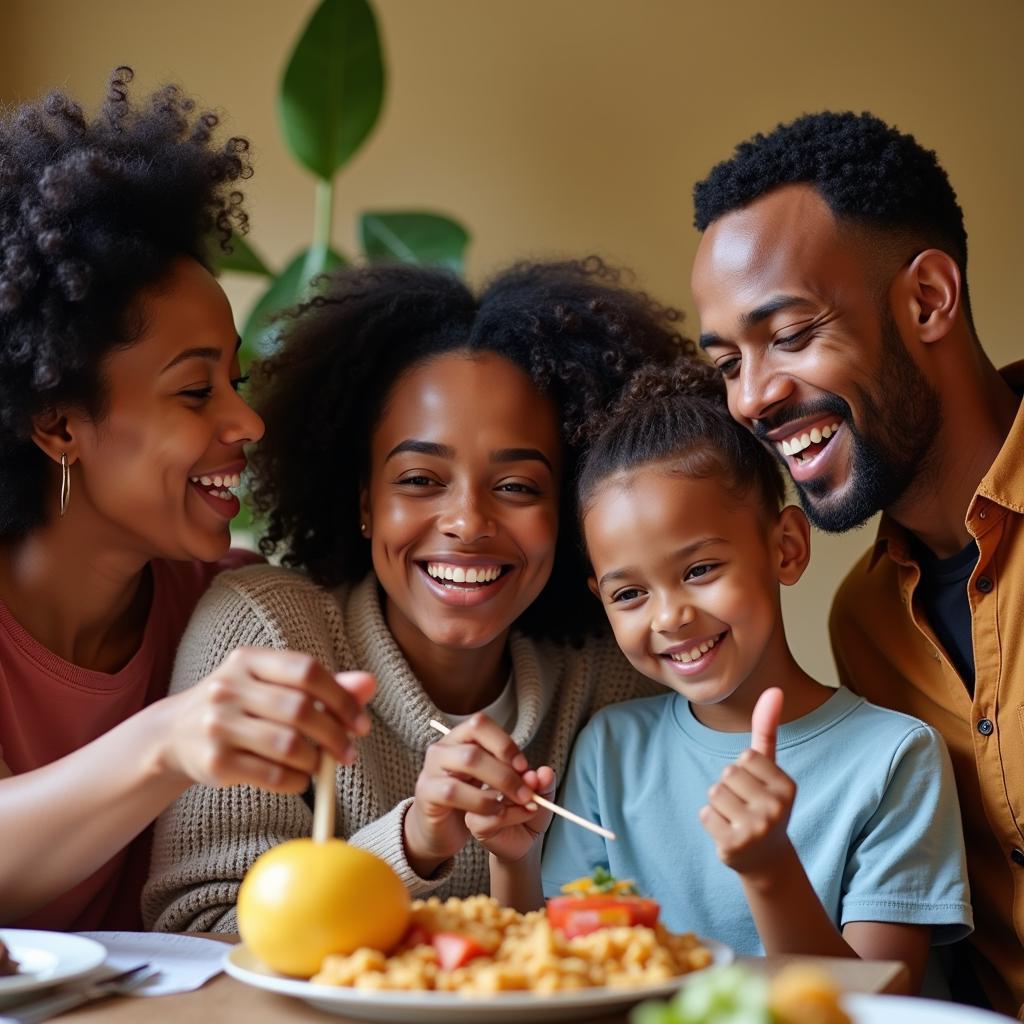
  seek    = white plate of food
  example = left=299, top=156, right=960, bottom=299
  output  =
left=843, top=995, right=1015, bottom=1023
left=0, top=930, right=107, bottom=1008
left=225, top=935, right=733, bottom=1023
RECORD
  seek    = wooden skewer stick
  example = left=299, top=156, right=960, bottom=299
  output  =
left=312, top=753, right=336, bottom=843
left=428, top=719, right=616, bottom=842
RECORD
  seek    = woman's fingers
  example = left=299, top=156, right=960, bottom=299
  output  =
left=465, top=765, right=557, bottom=845
left=215, top=751, right=311, bottom=794
left=418, top=774, right=506, bottom=816
left=467, top=804, right=531, bottom=840
left=224, top=649, right=374, bottom=736
left=335, top=671, right=377, bottom=722
left=223, top=677, right=356, bottom=764
left=529, top=765, right=556, bottom=797
left=426, top=742, right=534, bottom=806
left=170, top=650, right=378, bottom=790
left=184, top=707, right=316, bottom=790
left=426, top=714, right=533, bottom=805
left=219, top=712, right=325, bottom=773
left=447, top=714, right=528, bottom=773
left=409, top=714, right=545, bottom=865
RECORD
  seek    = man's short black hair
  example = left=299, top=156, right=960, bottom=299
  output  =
left=693, top=111, right=971, bottom=322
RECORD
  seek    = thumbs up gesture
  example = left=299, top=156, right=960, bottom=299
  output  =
left=698, top=688, right=798, bottom=876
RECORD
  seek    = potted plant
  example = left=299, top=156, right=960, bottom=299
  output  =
left=218, top=0, right=470, bottom=360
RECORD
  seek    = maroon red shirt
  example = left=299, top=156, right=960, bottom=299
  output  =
left=0, top=550, right=261, bottom=930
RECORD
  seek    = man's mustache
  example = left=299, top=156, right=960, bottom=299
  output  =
left=750, top=393, right=853, bottom=442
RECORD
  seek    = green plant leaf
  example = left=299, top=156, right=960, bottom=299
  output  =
left=240, top=246, right=347, bottom=362
left=279, top=0, right=385, bottom=181
left=212, top=233, right=272, bottom=277
left=360, top=212, right=470, bottom=273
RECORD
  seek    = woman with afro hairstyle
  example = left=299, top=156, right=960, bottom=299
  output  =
left=145, top=258, right=693, bottom=928
left=0, top=69, right=373, bottom=931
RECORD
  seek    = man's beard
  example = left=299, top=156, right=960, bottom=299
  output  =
left=753, top=311, right=943, bottom=533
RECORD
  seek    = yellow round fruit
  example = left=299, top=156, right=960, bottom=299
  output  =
left=237, top=838, right=411, bottom=977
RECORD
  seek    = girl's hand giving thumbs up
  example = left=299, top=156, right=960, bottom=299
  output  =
left=698, top=687, right=798, bottom=876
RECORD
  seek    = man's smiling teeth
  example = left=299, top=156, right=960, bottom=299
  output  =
left=668, top=634, right=721, bottom=663
left=189, top=473, right=241, bottom=501
left=426, top=563, right=503, bottom=584
left=775, top=422, right=841, bottom=457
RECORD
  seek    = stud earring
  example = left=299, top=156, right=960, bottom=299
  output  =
left=360, top=522, right=368, bottom=534
left=59, top=452, right=71, bottom=518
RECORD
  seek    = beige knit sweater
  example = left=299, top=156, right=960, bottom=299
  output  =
left=143, top=565, right=656, bottom=933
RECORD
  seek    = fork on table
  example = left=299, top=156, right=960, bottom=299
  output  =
left=0, top=963, right=158, bottom=1024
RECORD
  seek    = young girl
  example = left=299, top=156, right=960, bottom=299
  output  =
left=532, top=364, right=971, bottom=992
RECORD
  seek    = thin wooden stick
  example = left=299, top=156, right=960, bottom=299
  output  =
left=428, top=719, right=616, bottom=842
left=312, top=753, right=336, bottom=843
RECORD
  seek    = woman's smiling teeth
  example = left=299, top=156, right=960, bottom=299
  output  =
left=666, top=633, right=723, bottom=663
left=426, top=562, right=504, bottom=586
left=189, top=472, right=241, bottom=500
left=775, top=421, right=842, bottom=462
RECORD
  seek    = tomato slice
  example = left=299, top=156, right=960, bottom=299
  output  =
left=627, top=898, right=660, bottom=929
left=546, top=895, right=660, bottom=937
left=554, top=905, right=631, bottom=938
left=431, top=931, right=489, bottom=970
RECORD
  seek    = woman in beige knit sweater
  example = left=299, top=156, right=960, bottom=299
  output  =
left=144, top=260, right=693, bottom=931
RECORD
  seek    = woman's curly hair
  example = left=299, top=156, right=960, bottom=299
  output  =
left=0, top=66, right=252, bottom=536
left=248, top=257, right=694, bottom=641
left=577, top=360, right=787, bottom=526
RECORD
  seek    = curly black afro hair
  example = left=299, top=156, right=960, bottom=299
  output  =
left=248, top=258, right=694, bottom=641
left=0, top=66, right=252, bottom=536
left=693, top=111, right=972, bottom=323
left=577, top=359, right=786, bottom=530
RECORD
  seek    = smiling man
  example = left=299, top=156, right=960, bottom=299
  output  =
left=689, top=112, right=1023, bottom=1018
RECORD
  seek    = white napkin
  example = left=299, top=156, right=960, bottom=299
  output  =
left=76, top=932, right=225, bottom=997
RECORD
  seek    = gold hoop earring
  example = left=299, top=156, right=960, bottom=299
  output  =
left=59, top=452, right=71, bottom=518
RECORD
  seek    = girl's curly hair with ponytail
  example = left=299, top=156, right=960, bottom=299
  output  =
left=577, top=360, right=787, bottom=525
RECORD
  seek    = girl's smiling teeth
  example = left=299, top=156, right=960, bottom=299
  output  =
left=424, top=562, right=507, bottom=586
left=662, top=631, right=726, bottom=664
left=775, top=420, right=842, bottom=464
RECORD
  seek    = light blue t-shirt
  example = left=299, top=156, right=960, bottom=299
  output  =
left=541, top=687, right=972, bottom=955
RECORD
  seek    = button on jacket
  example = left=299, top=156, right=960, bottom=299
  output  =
left=830, top=362, right=1024, bottom=1020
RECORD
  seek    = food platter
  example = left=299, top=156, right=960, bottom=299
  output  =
left=225, top=937, right=734, bottom=1023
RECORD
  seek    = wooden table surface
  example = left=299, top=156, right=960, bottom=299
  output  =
left=52, top=936, right=910, bottom=1023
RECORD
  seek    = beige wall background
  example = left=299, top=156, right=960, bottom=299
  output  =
left=3, top=0, right=1021, bottom=683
